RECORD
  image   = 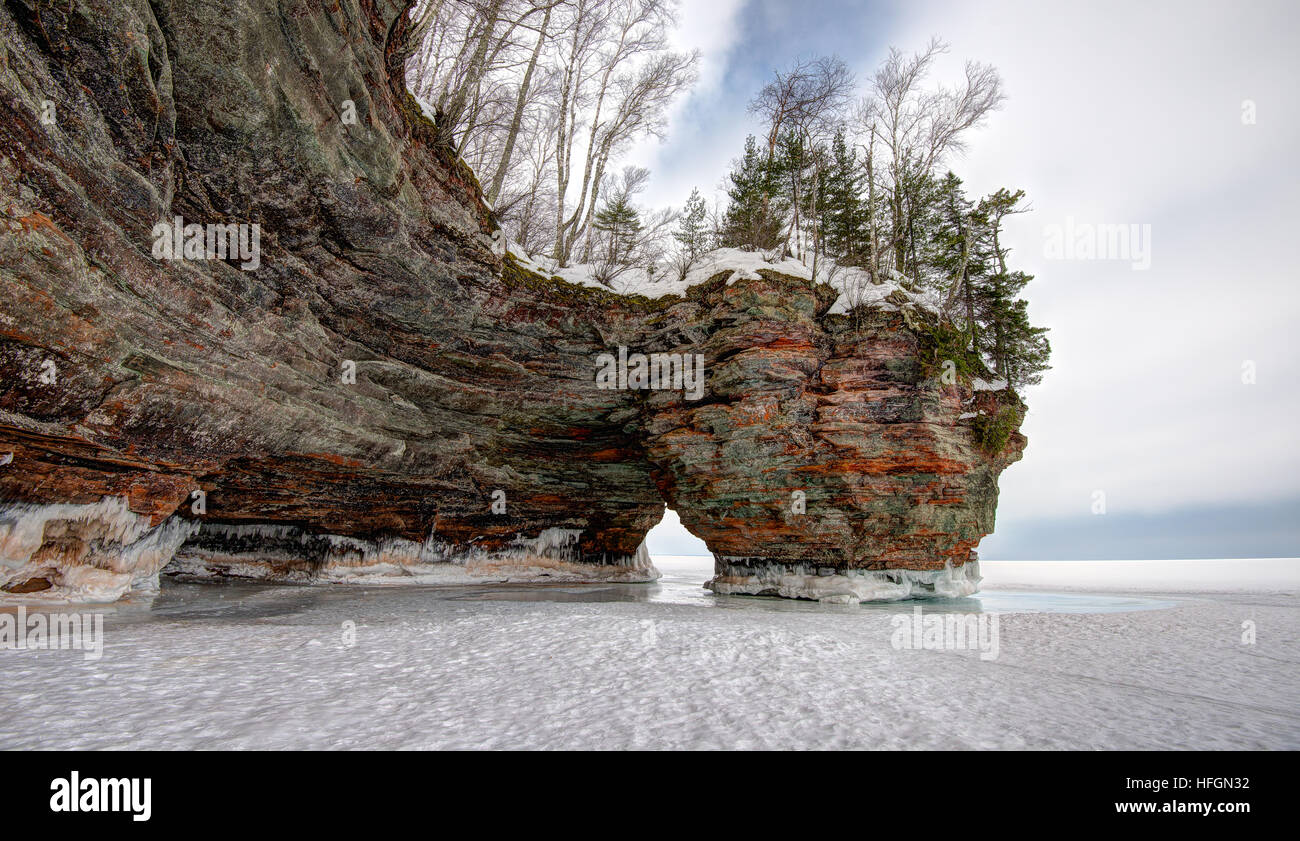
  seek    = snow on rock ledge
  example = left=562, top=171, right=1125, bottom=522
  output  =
left=509, top=243, right=943, bottom=317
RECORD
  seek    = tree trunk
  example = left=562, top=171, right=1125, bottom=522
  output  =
left=487, top=5, right=552, bottom=203
left=440, top=0, right=505, bottom=147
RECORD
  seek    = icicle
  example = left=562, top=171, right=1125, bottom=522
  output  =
left=169, top=524, right=659, bottom=586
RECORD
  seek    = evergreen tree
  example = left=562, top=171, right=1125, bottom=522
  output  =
left=776, top=129, right=810, bottom=256
left=721, top=135, right=786, bottom=250
left=972, top=187, right=1050, bottom=390
left=920, top=175, right=1051, bottom=392
left=591, top=194, right=642, bottom=284
left=670, top=187, right=712, bottom=280
left=716, top=130, right=1052, bottom=394
left=927, top=172, right=991, bottom=330
left=818, top=129, right=867, bottom=264
left=674, top=188, right=711, bottom=261
left=996, top=299, right=1052, bottom=389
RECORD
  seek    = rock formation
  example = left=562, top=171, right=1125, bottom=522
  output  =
left=0, top=0, right=1024, bottom=604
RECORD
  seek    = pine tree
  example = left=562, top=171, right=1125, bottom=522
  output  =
left=972, top=187, right=1050, bottom=390
left=999, top=300, right=1052, bottom=390
left=591, top=194, right=643, bottom=285
left=721, top=135, right=786, bottom=250
left=818, top=129, right=867, bottom=264
left=776, top=130, right=809, bottom=257
left=716, top=130, right=1052, bottom=394
left=669, top=188, right=711, bottom=280
left=927, top=172, right=991, bottom=335
left=918, top=175, right=1051, bottom=392
left=674, top=188, right=710, bottom=261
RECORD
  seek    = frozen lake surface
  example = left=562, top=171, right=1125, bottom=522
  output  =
left=1, top=557, right=1296, bottom=749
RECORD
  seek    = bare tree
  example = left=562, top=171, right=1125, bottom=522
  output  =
left=748, top=56, right=854, bottom=266
left=486, top=1, right=559, bottom=202
left=749, top=56, right=854, bottom=162
left=407, top=0, right=696, bottom=265
left=552, top=0, right=697, bottom=266
left=857, top=38, right=1004, bottom=280
left=494, top=106, right=560, bottom=251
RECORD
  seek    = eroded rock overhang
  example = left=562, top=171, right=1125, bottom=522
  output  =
left=0, top=0, right=1024, bottom=603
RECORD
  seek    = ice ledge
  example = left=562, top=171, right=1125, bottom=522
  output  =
left=707, top=558, right=981, bottom=604
left=167, top=523, right=660, bottom=586
left=0, top=497, right=198, bottom=603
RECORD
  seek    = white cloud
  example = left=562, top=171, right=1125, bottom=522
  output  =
left=624, top=0, right=752, bottom=208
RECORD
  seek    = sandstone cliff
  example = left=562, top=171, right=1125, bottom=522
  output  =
left=0, top=0, right=1025, bottom=603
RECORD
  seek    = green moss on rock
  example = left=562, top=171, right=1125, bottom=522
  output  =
left=971, top=405, right=1023, bottom=456
left=915, top=320, right=987, bottom=381
left=498, top=252, right=675, bottom=313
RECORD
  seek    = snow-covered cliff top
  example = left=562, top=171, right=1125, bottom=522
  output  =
left=507, top=244, right=943, bottom=316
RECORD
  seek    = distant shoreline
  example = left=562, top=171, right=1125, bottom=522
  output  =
left=652, top=555, right=1300, bottom=594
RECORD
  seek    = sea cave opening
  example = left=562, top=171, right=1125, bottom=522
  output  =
left=645, top=507, right=712, bottom=586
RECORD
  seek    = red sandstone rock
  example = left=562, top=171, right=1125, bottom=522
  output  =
left=0, top=0, right=1024, bottom=603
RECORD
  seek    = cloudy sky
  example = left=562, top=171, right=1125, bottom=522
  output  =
left=638, top=0, right=1300, bottom=559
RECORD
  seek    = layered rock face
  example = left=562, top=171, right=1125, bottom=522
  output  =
left=0, top=0, right=1024, bottom=603
left=639, top=276, right=1025, bottom=602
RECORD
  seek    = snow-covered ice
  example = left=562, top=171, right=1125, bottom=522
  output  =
left=0, top=556, right=1295, bottom=750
